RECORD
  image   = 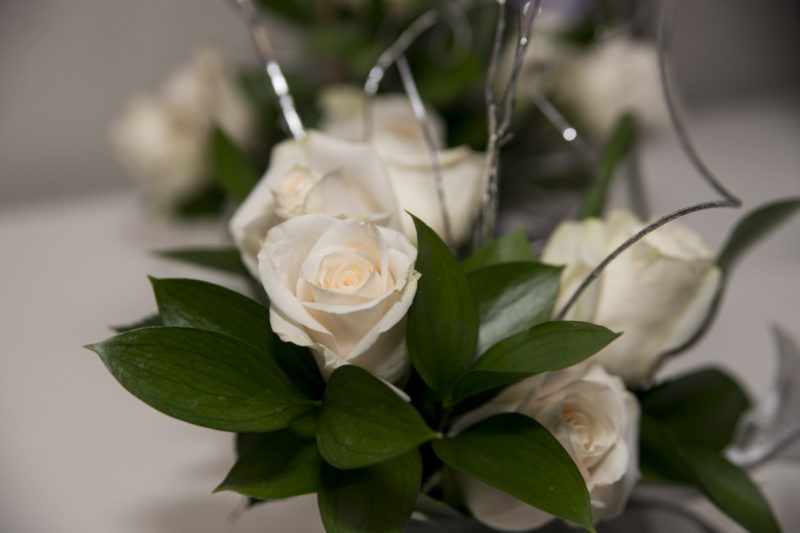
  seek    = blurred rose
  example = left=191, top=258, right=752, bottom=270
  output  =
left=551, top=36, right=669, bottom=136
left=319, top=86, right=486, bottom=247
left=454, top=362, right=640, bottom=531
left=229, top=131, right=402, bottom=276
left=110, top=47, right=257, bottom=207
left=259, top=215, right=419, bottom=383
left=542, top=210, right=721, bottom=385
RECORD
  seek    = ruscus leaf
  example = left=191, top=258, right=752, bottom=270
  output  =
left=717, top=197, right=800, bottom=273
left=317, top=366, right=436, bottom=469
left=216, top=413, right=321, bottom=499
left=151, top=277, right=273, bottom=352
left=155, top=247, right=249, bottom=277
left=407, top=214, right=479, bottom=400
left=578, top=113, right=636, bottom=219
left=433, top=413, right=594, bottom=531
left=212, top=126, right=260, bottom=202
left=453, top=321, right=620, bottom=401
left=86, top=327, right=315, bottom=432
left=468, top=261, right=562, bottom=354
left=318, top=449, right=422, bottom=533
left=462, top=227, right=535, bottom=272
left=640, top=367, right=750, bottom=451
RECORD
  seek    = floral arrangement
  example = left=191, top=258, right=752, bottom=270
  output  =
left=94, top=1, right=799, bottom=532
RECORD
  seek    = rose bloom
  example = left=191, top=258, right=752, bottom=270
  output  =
left=319, top=86, right=486, bottom=247
left=229, top=131, right=402, bottom=276
left=550, top=36, right=670, bottom=136
left=110, top=47, right=257, bottom=207
left=542, top=210, right=721, bottom=385
left=453, top=362, right=639, bottom=531
left=258, top=214, right=419, bottom=383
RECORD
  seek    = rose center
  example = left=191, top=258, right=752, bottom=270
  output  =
left=563, top=402, right=595, bottom=452
left=315, top=251, right=376, bottom=294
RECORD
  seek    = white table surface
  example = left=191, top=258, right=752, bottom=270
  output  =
left=1, top=95, right=798, bottom=532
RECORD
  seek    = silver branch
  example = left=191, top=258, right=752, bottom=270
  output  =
left=396, top=55, right=454, bottom=246
left=231, top=0, right=306, bottom=140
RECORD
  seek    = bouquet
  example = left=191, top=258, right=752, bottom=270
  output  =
left=94, top=1, right=799, bottom=531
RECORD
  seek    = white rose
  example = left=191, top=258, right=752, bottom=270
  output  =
left=542, top=210, right=721, bottom=385
left=110, top=47, right=257, bottom=206
left=258, top=214, right=419, bottom=383
left=319, top=87, right=486, bottom=246
left=551, top=36, right=670, bottom=136
left=454, top=362, right=640, bottom=531
left=229, top=131, right=403, bottom=276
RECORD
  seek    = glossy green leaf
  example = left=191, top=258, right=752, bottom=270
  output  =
left=212, top=126, right=260, bottom=202
left=318, top=449, right=422, bottom=533
left=151, top=277, right=272, bottom=352
left=174, top=186, right=226, bottom=217
left=681, top=447, right=780, bottom=533
left=407, top=214, right=478, bottom=400
left=150, top=277, right=326, bottom=398
left=317, top=366, right=436, bottom=469
left=578, top=113, right=636, bottom=219
left=453, top=321, right=619, bottom=401
left=216, top=414, right=321, bottom=499
left=462, top=227, right=535, bottom=273
left=155, top=247, right=249, bottom=277
left=718, top=197, right=800, bottom=272
left=468, top=262, right=562, bottom=354
left=86, top=327, right=315, bottom=432
left=640, top=367, right=750, bottom=450
left=640, top=417, right=779, bottom=533
left=112, top=314, right=162, bottom=333
left=433, top=413, right=594, bottom=531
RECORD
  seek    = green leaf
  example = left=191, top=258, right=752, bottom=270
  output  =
left=639, top=418, right=780, bottom=533
left=216, top=414, right=321, bottom=499
left=212, top=127, right=260, bottom=202
left=468, top=262, right=562, bottom=354
left=578, top=113, right=636, bottom=219
left=318, top=450, right=422, bottom=533
left=407, top=214, right=479, bottom=400
left=640, top=368, right=750, bottom=450
left=681, top=447, right=780, bottom=533
left=453, top=321, right=620, bottom=401
left=433, top=413, right=594, bottom=531
left=317, top=366, right=436, bottom=469
left=150, top=277, right=325, bottom=398
left=462, top=227, right=534, bottom=273
left=718, top=197, right=800, bottom=273
left=155, top=247, right=249, bottom=277
left=112, top=314, right=162, bottom=333
left=150, top=277, right=272, bottom=352
left=174, top=185, right=226, bottom=217
left=86, top=327, right=315, bottom=432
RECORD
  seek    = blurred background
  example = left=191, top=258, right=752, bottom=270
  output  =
left=0, top=0, right=797, bottom=206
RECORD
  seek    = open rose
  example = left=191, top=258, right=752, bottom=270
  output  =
left=542, top=210, right=721, bottom=385
left=258, top=214, right=419, bottom=383
left=319, top=86, right=486, bottom=246
left=110, top=47, right=257, bottom=207
left=454, top=362, right=640, bottom=531
left=230, top=131, right=402, bottom=276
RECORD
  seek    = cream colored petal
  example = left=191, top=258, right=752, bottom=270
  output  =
left=459, top=473, right=554, bottom=532
left=258, top=214, right=339, bottom=337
